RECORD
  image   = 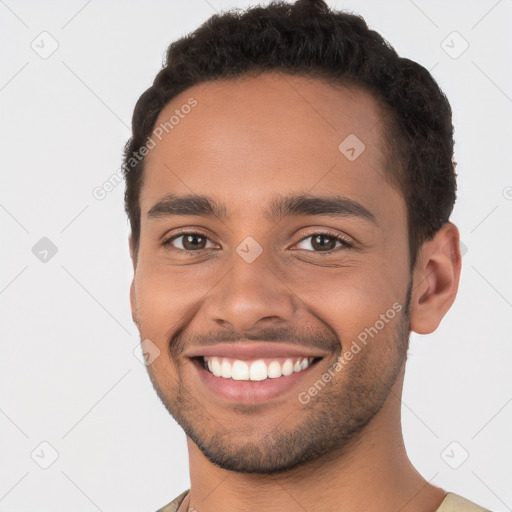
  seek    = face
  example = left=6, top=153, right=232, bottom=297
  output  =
left=130, top=72, right=413, bottom=473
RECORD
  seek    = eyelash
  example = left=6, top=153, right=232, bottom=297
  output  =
left=162, top=230, right=354, bottom=254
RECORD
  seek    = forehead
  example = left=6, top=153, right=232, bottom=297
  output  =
left=140, top=72, right=401, bottom=223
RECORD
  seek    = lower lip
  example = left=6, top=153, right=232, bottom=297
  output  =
left=193, top=359, right=319, bottom=404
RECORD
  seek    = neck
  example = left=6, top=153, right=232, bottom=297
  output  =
left=181, top=366, right=446, bottom=512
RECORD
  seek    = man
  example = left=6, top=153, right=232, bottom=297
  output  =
left=123, top=1, right=491, bottom=510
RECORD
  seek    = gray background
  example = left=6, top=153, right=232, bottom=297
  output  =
left=1, top=0, right=511, bottom=511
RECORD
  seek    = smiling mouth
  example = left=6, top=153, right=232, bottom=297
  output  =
left=198, top=356, right=322, bottom=381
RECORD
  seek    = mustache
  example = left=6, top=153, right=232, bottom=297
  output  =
left=170, top=324, right=341, bottom=358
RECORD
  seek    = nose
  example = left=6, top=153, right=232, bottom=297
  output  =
left=202, top=251, right=298, bottom=332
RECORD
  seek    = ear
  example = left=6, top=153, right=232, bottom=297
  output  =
left=409, top=222, right=462, bottom=335
left=128, top=235, right=139, bottom=326
left=130, top=279, right=139, bottom=326
left=128, top=235, right=137, bottom=271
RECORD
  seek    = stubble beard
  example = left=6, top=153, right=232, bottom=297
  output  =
left=147, top=284, right=412, bottom=475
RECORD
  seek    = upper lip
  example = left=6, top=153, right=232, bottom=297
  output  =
left=185, top=342, right=327, bottom=360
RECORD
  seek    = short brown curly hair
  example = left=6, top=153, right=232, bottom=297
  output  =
left=122, top=0, right=457, bottom=270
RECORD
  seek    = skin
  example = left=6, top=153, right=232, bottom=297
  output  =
left=129, top=72, right=462, bottom=512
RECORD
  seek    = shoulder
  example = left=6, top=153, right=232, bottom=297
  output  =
left=436, top=492, right=493, bottom=512
left=155, top=490, right=190, bottom=512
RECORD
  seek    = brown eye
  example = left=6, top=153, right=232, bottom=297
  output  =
left=164, top=232, right=216, bottom=251
left=182, top=234, right=207, bottom=250
left=295, top=233, right=352, bottom=252
left=311, top=234, right=337, bottom=251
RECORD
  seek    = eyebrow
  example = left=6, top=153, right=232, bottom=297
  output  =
left=147, top=193, right=377, bottom=225
left=147, top=194, right=228, bottom=219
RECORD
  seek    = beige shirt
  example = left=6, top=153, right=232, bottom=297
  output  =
left=155, top=490, right=492, bottom=512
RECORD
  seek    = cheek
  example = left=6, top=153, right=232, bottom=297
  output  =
left=133, top=269, right=189, bottom=388
left=292, top=258, right=402, bottom=313
left=133, top=270, right=181, bottom=343
left=292, top=267, right=405, bottom=358
left=133, top=262, right=215, bottom=340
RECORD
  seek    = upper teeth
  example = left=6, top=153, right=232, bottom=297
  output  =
left=204, top=356, right=314, bottom=381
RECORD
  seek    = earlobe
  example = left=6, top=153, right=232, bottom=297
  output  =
left=409, top=222, right=462, bottom=335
